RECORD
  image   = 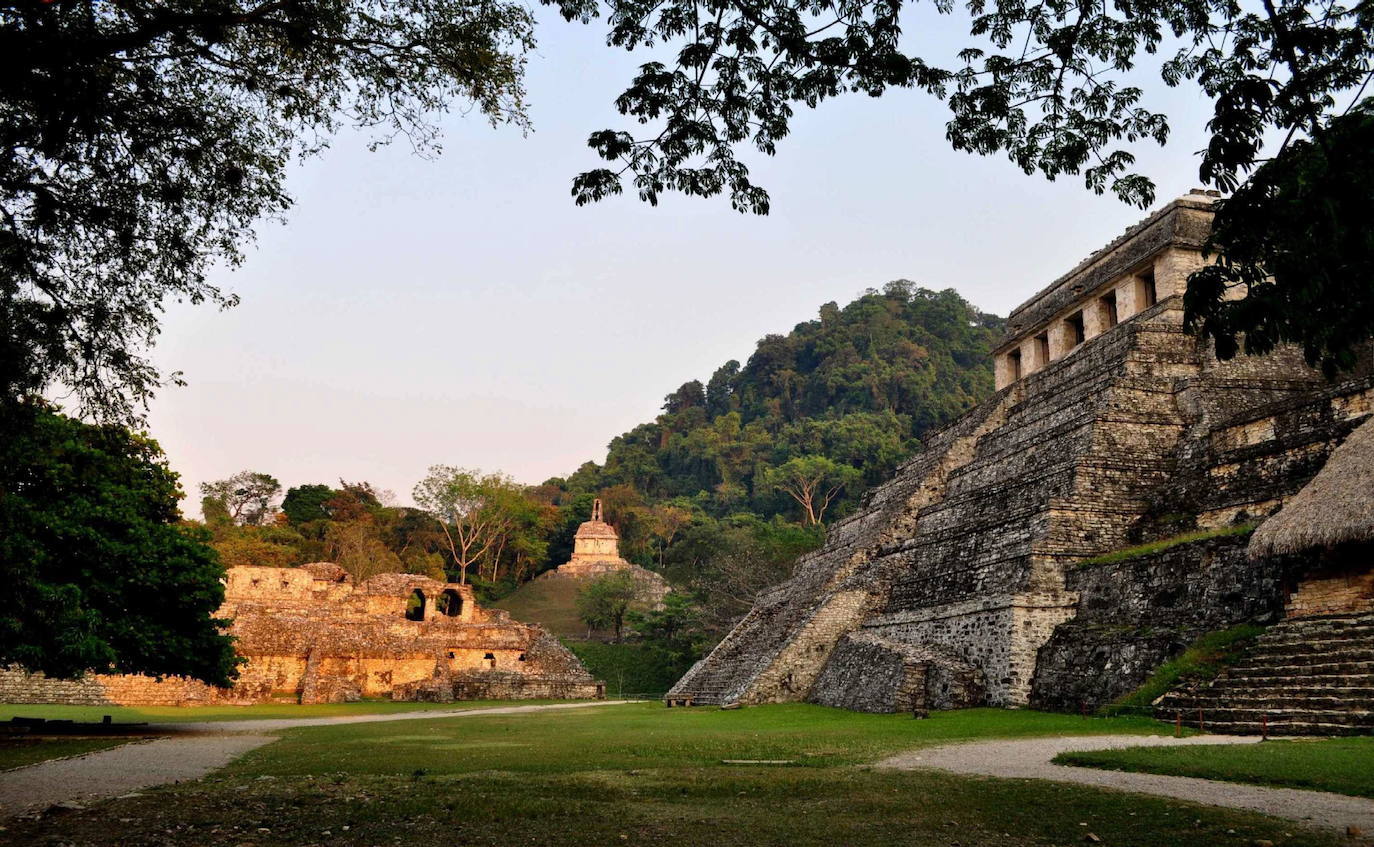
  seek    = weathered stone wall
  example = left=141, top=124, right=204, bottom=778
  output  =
left=1287, top=548, right=1374, bottom=618
left=1028, top=535, right=1288, bottom=710
left=809, top=633, right=984, bottom=713
left=1, top=566, right=604, bottom=706
left=0, top=669, right=218, bottom=707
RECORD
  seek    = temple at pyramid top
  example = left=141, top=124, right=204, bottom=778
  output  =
left=559, top=499, right=631, bottom=575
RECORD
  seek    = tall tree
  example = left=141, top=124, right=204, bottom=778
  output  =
left=575, top=571, right=640, bottom=640
left=412, top=465, right=523, bottom=584
left=0, top=403, right=238, bottom=684
left=1185, top=102, right=1374, bottom=375
left=281, top=484, right=337, bottom=525
left=200, top=471, right=282, bottom=527
left=765, top=455, right=860, bottom=525
left=3, top=0, right=536, bottom=420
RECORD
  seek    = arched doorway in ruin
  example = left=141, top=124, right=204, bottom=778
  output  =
left=404, top=589, right=426, bottom=621
left=438, top=588, right=463, bottom=618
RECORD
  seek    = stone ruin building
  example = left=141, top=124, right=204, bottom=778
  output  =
left=669, top=190, right=1374, bottom=733
left=0, top=563, right=604, bottom=706
left=537, top=499, right=670, bottom=605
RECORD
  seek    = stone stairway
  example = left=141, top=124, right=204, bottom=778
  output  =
left=1156, top=613, right=1374, bottom=735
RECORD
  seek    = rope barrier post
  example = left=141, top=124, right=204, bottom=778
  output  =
left=1198, top=707, right=1204, bottom=733
left=1262, top=713, right=1268, bottom=742
left=1175, top=711, right=1182, bottom=738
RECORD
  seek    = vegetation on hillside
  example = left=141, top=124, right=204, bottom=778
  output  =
left=195, top=283, right=1000, bottom=645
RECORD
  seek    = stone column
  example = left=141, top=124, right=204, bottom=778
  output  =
left=1083, top=296, right=1112, bottom=339
left=1022, top=335, right=1048, bottom=373
left=1153, top=248, right=1205, bottom=299
left=1047, top=320, right=1075, bottom=361
left=995, top=351, right=1019, bottom=390
left=1115, top=275, right=1146, bottom=320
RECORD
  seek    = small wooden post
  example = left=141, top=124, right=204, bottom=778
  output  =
left=1262, top=713, right=1268, bottom=741
left=1198, top=707, right=1205, bottom=733
left=1081, top=701, right=1088, bottom=718
left=1175, top=711, right=1182, bottom=738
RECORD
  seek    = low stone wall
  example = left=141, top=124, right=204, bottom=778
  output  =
left=0, top=668, right=219, bottom=707
left=1288, top=554, right=1374, bottom=618
left=1028, top=534, right=1288, bottom=711
left=810, top=633, right=983, bottom=713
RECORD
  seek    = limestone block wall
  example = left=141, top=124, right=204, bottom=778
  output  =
left=1029, top=535, right=1288, bottom=710
left=1287, top=550, right=1374, bottom=618
left=0, top=669, right=219, bottom=707
left=809, top=633, right=985, bottom=713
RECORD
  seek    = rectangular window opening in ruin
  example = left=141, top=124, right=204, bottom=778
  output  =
left=1066, top=311, right=1085, bottom=348
left=1101, top=290, right=1118, bottom=328
left=1008, top=349, right=1022, bottom=380
left=1035, top=332, right=1050, bottom=366
left=1138, top=267, right=1157, bottom=309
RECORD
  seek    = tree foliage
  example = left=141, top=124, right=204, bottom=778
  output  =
left=1184, top=101, right=1374, bottom=375
left=0, top=403, right=238, bottom=684
left=549, top=0, right=1372, bottom=214
left=575, top=571, right=641, bottom=640
left=200, top=470, right=282, bottom=527
left=549, top=282, right=1000, bottom=524
left=766, top=455, right=860, bottom=525
left=412, top=466, right=548, bottom=585
left=3, top=0, right=537, bottom=420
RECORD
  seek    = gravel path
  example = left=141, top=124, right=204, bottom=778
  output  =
left=0, top=699, right=634, bottom=818
left=877, top=733, right=1374, bottom=832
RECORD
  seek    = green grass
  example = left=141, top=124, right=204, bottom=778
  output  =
left=1055, top=738, right=1374, bottom=798
left=0, top=736, right=133, bottom=771
left=0, top=702, right=1341, bottom=847
left=1076, top=524, right=1257, bottom=568
left=0, top=699, right=555, bottom=724
left=1106, top=623, right=1266, bottom=713
left=564, top=640, right=689, bottom=698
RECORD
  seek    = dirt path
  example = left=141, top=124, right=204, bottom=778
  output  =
left=0, top=700, right=634, bottom=818
left=877, top=734, right=1374, bottom=832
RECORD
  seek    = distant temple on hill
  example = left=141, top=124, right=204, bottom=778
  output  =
left=547, top=499, right=670, bottom=602
left=556, top=499, right=634, bottom=576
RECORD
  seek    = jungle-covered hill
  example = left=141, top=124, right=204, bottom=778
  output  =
left=544, top=280, right=1004, bottom=529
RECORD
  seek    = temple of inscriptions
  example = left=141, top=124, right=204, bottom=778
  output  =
left=669, top=190, right=1374, bottom=732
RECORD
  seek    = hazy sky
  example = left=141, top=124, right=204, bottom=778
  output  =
left=145, top=6, right=1224, bottom=514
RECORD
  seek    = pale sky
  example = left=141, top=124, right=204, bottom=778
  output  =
left=144, top=6, right=1224, bottom=515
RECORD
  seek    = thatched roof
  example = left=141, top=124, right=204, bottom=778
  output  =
left=1249, top=415, right=1374, bottom=559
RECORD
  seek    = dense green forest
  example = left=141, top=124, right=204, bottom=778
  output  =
left=195, top=281, right=1003, bottom=646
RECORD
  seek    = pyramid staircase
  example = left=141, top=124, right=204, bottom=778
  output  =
left=1156, top=613, right=1374, bottom=735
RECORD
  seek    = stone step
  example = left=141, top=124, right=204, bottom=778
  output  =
left=1213, top=673, right=1374, bottom=689
left=1243, top=643, right=1374, bottom=662
left=1224, top=660, right=1374, bottom=678
left=1257, top=628, right=1374, bottom=647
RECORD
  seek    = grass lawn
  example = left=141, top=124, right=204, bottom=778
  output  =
left=0, top=699, right=571, bottom=724
left=0, top=736, right=133, bottom=771
left=0, top=702, right=1341, bottom=847
left=1056, top=737, right=1374, bottom=798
